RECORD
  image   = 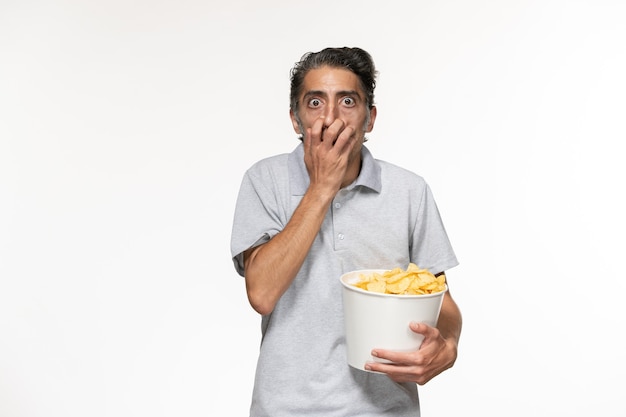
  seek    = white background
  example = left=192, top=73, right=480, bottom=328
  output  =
left=1, top=0, right=625, bottom=416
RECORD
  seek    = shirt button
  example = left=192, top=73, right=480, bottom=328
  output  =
left=338, top=233, right=345, bottom=240
left=334, top=202, right=341, bottom=209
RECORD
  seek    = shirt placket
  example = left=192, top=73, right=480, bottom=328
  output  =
left=332, top=190, right=348, bottom=250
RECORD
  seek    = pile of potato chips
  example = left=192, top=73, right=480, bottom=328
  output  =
left=352, top=263, right=446, bottom=295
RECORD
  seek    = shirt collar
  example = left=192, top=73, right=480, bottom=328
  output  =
left=288, top=142, right=382, bottom=196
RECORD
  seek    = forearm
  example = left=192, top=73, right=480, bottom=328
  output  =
left=244, top=187, right=334, bottom=315
left=437, top=291, right=462, bottom=347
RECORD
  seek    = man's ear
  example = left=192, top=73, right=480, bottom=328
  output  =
left=366, top=106, right=377, bottom=132
left=289, top=109, right=301, bottom=134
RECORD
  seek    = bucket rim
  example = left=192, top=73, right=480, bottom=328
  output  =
left=340, top=269, right=448, bottom=299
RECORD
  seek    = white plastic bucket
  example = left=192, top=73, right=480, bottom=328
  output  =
left=340, top=269, right=447, bottom=371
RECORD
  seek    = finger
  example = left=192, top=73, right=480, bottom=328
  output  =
left=321, top=118, right=346, bottom=146
left=331, top=125, right=356, bottom=153
left=409, top=321, right=436, bottom=338
left=364, top=358, right=419, bottom=378
left=364, top=360, right=396, bottom=374
left=303, top=127, right=313, bottom=158
left=309, top=116, right=326, bottom=145
left=408, top=323, right=442, bottom=353
left=365, top=359, right=432, bottom=385
left=370, top=348, right=419, bottom=366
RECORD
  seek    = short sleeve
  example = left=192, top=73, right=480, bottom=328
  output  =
left=410, top=184, right=459, bottom=275
left=230, top=166, right=286, bottom=277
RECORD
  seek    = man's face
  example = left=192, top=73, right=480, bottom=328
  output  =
left=290, top=66, right=376, bottom=145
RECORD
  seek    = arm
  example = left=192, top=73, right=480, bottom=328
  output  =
left=244, top=117, right=358, bottom=315
left=243, top=188, right=333, bottom=315
left=436, top=289, right=463, bottom=348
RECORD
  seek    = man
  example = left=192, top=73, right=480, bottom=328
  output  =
left=230, top=47, right=462, bottom=416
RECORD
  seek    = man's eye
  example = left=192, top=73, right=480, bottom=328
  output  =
left=308, top=98, right=322, bottom=107
left=342, top=97, right=355, bottom=106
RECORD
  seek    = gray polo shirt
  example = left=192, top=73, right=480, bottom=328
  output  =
left=231, top=143, right=458, bottom=417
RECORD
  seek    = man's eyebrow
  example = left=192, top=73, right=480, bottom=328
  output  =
left=302, top=90, right=362, bottom=99
left=302, top=90, right=326, bottom=99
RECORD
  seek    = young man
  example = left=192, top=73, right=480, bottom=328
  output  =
left=231, top=47, right=462, bottom=416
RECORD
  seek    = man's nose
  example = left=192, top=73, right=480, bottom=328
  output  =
left=323, top=104, right=339, bottom=128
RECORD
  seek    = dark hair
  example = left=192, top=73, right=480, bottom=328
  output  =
left=289, top=47, right=377, bottom=116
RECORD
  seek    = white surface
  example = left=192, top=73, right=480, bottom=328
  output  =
left=1, top=1, right=625, bottom=416
left=341, top=270, right=446, bottom=369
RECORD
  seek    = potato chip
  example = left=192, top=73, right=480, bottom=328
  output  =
left=353, top=263, right=446, bottom=295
